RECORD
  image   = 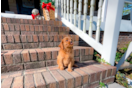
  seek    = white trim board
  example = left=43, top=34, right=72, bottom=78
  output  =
left=1, top=12, right=58, bottom=19
left=1, top=13, right=32, bottom=19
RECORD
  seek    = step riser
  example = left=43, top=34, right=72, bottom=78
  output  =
left=1, top=47, right=94, bottom=73
left=2, top=35, right=79, bottom=50
left=2, top=31, right=68, bottom=35
left=1, top=17, right=62, bottom=25
left=1, top=23, right=69, bottom=33
left=2, top=42, right=79, bottom=50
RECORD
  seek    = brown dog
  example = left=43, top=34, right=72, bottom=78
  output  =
left=57, top=36, right=78, bottom=72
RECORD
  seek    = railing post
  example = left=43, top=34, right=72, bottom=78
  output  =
left=55, top=0, right=58, bottom=18
left=88, top=0, right=95, bottom=37
left=125, top=0, right=134, bottom=32
left=96, top=0, right=103, bottom=42
left=67, top=0, right=69, bottom=21
left=130, top=4, right=134, bottom=32
left=101, top=0, right=125, bottom=66
left=61, top=0, right=63, bottom=16
left=101, top=0, right=108, bottom=22
left=74, top=0, right=77, bottom=26
left=58, top=0, right=62, bottom=19
left=83, top=0, right=88, bottom=33
left=116, top=42, right=132, bottom=72
left=78, top=0, right=82, bottom=29
left=64, top=0, right=66, bottom=18
left=70, top=0, right=73, bottom=23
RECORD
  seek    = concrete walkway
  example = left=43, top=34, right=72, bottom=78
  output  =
left=107, top=83, right=125, bottom=88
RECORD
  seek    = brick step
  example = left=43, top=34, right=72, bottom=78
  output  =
left=2, top=31, right=69, bottom=35
left=1, top=35, right=79, bottom=50
left=1, top=46, right=94, bottom=72
left=1, top=17, right=62, bottom=25
left=1, top=60, right=116, bottom=88
left=1, top=23, right=69, bottom=35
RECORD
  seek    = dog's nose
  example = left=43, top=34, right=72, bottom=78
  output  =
left=70, top=41, right=73, bottom=44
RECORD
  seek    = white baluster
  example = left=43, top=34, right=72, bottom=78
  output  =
left=61, top=0, right=63, bottom=16
left=59, top=0, right=62, bottom=18
left=78, top=0, right=82, bottom=29
left=74, top=0, right=77, bottom=26
left=64, top=0, right=66, bottom=18
left=83, top=0, right=88, bottom=33
left=58, top=0, right=60, bottom=6
left=70, top=0, right=73, bottom=23
left=55, top=0, right=58, bottom=18
left=96, top=0, right=103, bottom=42
left=57, top=0, right=59, bottom=17
left=67, top=0, right=69, bottom=21
left=88, top=0, right=95, bottom=37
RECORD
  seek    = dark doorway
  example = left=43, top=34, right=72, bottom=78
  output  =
left=1, top=0, right=9, bottom=12
left=16, top=0, right=40, bottom=15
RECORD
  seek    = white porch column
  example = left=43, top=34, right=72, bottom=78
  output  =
left=101, top=0, right=125, bottom=66
left=101, top=0, right=108, bottom=22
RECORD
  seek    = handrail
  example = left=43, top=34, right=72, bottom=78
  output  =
left=56, top=0, right=125, bottom=66
left=116, top=42, right=132, bottom=72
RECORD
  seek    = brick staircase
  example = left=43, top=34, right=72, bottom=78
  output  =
left=1, top=17, right=116, bottom=88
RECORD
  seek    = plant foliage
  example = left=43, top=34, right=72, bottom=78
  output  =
left=94, top=51, right=111, bottom=65
left=115, top=42, right=132, bottom=64
left=116, top=71, right=132, bottom=88
left=40, top=0, right=55, bottom=7
left=99, top=82, right=106, bottom=88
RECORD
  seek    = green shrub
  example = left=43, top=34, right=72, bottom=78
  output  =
left=99, top=82, right=106, bottom=88
left=94, top=51, right=111, bottom=65
left=116, top=71, right=131, bottom=88
left=40, top=0, right=55, bottom=7
left=115, top=42, right=132, bottom=64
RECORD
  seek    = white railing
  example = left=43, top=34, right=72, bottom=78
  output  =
left=56, top=0, right=125, bottom=66
left=116, top=42, right=132, bottom=71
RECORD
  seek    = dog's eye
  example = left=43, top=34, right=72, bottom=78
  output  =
left=66, top=40, right=68, bottom=41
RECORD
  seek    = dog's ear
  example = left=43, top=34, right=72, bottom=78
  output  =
left=59, top=40, right=64, bottom=49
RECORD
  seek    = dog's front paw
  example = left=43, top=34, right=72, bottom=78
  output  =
left=60, top=67, right=64, bottom=70
left=68, top=68, right=73, bottom=72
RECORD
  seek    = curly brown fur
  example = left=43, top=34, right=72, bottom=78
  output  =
left=57, top=36, right=78, bottom=72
